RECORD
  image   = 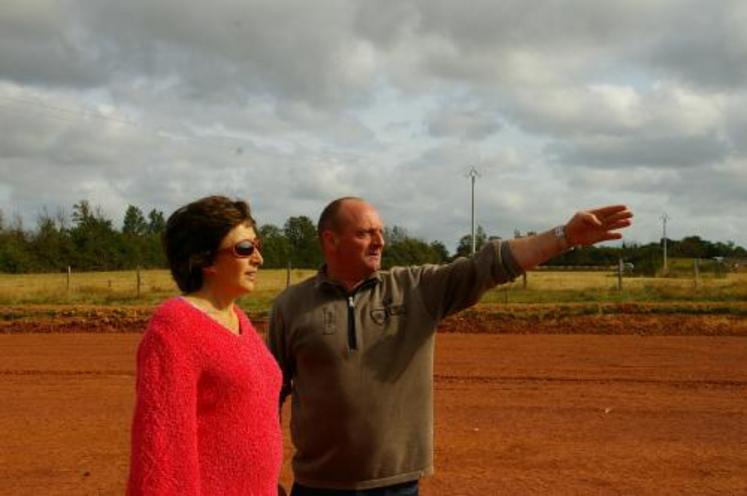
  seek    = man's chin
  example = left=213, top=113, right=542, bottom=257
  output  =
left=365, top=258, right=381, bottom=271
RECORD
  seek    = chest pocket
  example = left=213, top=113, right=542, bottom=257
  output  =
left=370, top=302, right=407, bottom=325
left=322, top=308, right=336, bottom=335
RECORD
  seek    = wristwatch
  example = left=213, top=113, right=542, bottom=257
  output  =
left=554, top=225, right=572, bottom=252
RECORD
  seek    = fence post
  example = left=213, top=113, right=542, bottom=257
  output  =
left=286, top=260, right=291, bottom=288
left=136, top=266, right=142, bottom=297
left=693, top=258, right=700, bottom=289
left=522, top=272, right=527, bottom=289
left=617, top=258, right=623, bottom=291
left=66, top=266, right=71, bottom=294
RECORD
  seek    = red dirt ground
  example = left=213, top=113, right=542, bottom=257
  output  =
left=1, top=323, right=746, bottom=496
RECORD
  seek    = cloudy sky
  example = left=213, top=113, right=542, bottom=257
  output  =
left=1, top=0, right=745, bottom=251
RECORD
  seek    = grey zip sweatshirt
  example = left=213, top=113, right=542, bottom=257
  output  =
left=267, top=240, right=522, bottom=490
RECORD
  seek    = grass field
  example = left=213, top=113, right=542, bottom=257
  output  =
left=0, top=268, right=317, bottom=312
left=1, top=268, right=746, bottom=312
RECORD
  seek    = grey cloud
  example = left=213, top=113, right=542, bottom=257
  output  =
left=427, top=106, right=501, bottom=140
left=547, top=133, right=730, bottom=169
left=375, top=0, right=747, bottom=91
left=725, top=98, right=747, bottom=156
left=70, top=0, right=368, bottom=108
left=1, top=0, right=373, bottom=108
left=0, top=1, right=104, bottom=88
left=645, top=2, right=747, bottom=89
left=671, top=160, right=747, bottom=216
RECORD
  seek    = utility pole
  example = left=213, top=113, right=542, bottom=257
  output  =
left=466, top=167, right=481, bottom=254
left=661, top=213, right=670, bottom=274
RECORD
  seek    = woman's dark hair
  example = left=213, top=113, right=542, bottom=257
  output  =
left=164, top=195, right=256, bottom=293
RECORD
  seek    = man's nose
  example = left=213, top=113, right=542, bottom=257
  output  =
left=372, top=231, right=384, bottom=247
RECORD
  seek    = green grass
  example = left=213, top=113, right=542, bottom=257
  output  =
left=483, top=271, right=747, bottom=304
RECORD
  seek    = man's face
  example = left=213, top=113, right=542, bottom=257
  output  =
left=327, top=200, right=385, bottom=281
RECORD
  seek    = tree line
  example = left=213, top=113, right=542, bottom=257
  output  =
left=0, top=202, right=450, bottom=273
left=1, top=202, right=745, bottom=274
left=0, top=201, right=166, bottom=273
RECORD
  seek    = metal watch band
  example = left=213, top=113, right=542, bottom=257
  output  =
left=554, top=225, right=572, bottom=251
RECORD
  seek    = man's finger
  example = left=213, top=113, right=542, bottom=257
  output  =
left=604, top=210, right=633, bottom=222
left=603, top=219, right=633, bottom=231
left=599, top=232, right=623, bottom=242
left=590, top=205, right=630, bottom=218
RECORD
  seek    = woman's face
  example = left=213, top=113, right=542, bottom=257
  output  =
left=204, top=222, right=263, bottom=296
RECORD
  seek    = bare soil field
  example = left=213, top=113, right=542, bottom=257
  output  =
left=1, top=320, right=746, bottom=495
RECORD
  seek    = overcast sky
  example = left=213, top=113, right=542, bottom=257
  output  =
left=1, top=0, right=745, bottom=251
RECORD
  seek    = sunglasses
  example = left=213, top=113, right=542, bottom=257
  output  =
left=216, top=238, right=262, bottom=258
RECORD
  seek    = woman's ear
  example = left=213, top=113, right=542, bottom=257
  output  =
left=189, top=252, right=215, bottom=276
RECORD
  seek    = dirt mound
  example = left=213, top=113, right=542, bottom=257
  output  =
left=439, top=312, right=747, bottom=336
left=1, top=303, right=745, bottom=336
left=0, top=305, right=152, bottom=334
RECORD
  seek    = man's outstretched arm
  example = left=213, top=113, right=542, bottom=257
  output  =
left=508, top=204, right=633, bottom=271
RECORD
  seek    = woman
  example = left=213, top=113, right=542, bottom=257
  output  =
left=127, top=195, right=282, bottom=496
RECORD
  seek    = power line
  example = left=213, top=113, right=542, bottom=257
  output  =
left=0, top=95, right=138, bottom=126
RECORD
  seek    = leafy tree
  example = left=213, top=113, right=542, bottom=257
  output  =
left=382, top=226, right=448, bottom=268
left=258, top=224, right=291, bottom=268
left=70, top=200, right=123, bottom=270
left=384, top=226, right=409, bottom=245
left=32, top=209, right=75, bottom=271
left=455, top=225, right=487, bottom=258
left=284, top=216, right=321, bottom=268
left=120, top=205, right=150, bottom=268
left=429, top=241, right=450, bottom=263
left=71, top=200, right=93, bottom=228
left=0, top=215, right=34, bottom=272
left=123, top=205, right=148, bottom=236
left=147, top=209, right=166, bottom=234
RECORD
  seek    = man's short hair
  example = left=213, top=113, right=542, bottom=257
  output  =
left=317, top=196, right=364, bottom=239
left=164, top=195, right=256, bottom=293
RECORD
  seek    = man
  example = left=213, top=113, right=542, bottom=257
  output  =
left=268, top=197, right=632, bottom=495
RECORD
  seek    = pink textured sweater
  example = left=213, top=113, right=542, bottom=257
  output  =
left=127, top=297, right=282, bottom=496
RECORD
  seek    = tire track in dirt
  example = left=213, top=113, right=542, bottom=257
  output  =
left=0, top=369, right=134, bottom=376
left=434, top=373, right=747, bottom=389
left=4, top=370, right=744, bottom=390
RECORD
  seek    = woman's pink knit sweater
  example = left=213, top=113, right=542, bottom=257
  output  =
left=127, top=297, right=282, bottom=496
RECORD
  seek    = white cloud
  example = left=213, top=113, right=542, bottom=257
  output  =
left=0, top=0, right=745, bottom=251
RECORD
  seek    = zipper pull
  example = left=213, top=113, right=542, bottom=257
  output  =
left=347, top=295, right=357, bottom=351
